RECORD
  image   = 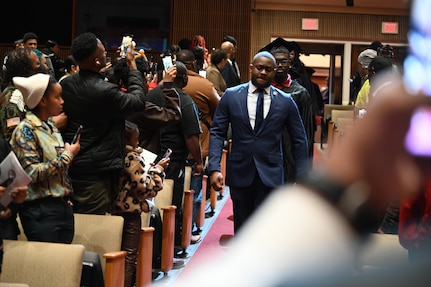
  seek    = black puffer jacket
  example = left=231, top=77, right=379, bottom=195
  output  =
left=61, top=69, right=145, bottom=180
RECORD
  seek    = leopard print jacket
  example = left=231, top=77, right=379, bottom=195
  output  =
left=113, top=145, right=165, bottom=214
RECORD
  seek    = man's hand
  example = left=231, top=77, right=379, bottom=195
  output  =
left=161, top=66, right=177, bottom=85
left=126, top=42, right=137, bottom=71
left=210, top=171, right=224, bottom=191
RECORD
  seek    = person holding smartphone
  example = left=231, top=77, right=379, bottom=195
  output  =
left=60, top=32, right=145, bottom=215
left=9, top=73, right=80, bottom=244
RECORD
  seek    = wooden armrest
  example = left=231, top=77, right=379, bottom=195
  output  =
left=103, top=251, right=127, bottom=287
left=136, top=227, right=155, bottom=287
left=196, top=175, right=208, bottom=228
left=161, top=205, right=177, bottom=273
left=181, top=190, right=194, bottom=250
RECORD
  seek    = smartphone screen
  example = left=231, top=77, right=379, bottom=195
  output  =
left=162, top=55, right=173, bottom=71
left=163, top=148, right=172, bottom=158
left=120, top=34, right=134, bottom=58
left=71, top=125, right=83, bottom=144
left=404, top=0, right=431, bottom=156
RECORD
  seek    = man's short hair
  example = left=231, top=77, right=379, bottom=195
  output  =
left=22, top=32, right=38, bottom=43
left=210, top=49, right=227, bottom=65
left=223, top=35, right=237, bottom=46
left=176, top=49, right=196, bottom=63
left=71, top=32, right=99, bottom=62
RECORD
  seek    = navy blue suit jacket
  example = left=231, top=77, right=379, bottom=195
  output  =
left=220, top=60, right=241, bottom=88
left=208, top=82, right=309, bottom=188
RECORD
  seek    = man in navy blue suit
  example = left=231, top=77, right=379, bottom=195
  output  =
left=208, top=51, right=309, bottom=233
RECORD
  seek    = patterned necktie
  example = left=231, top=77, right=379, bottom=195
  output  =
left=254, top=90, right=264, bottom=131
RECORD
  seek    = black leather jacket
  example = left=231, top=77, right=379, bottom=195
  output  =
left=61, top=69, right=146, bottom=180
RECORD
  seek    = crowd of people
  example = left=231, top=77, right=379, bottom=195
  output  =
left=0, top=17, right=429, bottom=287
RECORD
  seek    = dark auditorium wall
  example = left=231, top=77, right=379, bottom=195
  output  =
left=2, top=1, right=73, bottom=46
left=1, top=0, right=409, bottom=87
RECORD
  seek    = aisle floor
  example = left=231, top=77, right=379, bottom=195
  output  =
left=151, top=187, right=231, bottom=286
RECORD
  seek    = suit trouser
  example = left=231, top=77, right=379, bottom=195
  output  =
left=229, top=172, right=273, bottom=233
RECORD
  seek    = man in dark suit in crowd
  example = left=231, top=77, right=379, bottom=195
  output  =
left=208, top=51, right=308, bottom=233
left=220, top=36, right=241, bottom=88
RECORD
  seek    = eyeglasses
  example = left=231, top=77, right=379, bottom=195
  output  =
left=253, top=65, right=276, bottom=73
left=276, top=59, right=291, bottom=66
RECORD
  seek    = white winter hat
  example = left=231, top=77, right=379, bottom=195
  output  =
left=358, top=49, right=377, bottom=69
left=13, top=73, right=50, bottom=109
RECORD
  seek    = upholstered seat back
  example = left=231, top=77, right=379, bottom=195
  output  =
left=72, top=213, right=124, bottom=274
left=1, top=240, right=85, bottom=287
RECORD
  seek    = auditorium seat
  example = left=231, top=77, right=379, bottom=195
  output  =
left=321, top=104, right=354, bottom=149
left=72, top=213, right=124, bottom=275
left=15, top=213, right=125, bottom=286
left=1, top=239, right=85, bottom=287
left=141, top=179, right=176, bottom=275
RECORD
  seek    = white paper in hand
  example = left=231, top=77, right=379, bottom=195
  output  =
left=140, top=148, right=158, bottom=164
left=0, top=151, right=32, bottom=207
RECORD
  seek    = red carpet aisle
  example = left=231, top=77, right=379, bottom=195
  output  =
left=178, top=191, right=234, bottom=279
left=151, top=187, right=233, bottom=286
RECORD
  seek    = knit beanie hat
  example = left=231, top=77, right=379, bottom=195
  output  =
left=13, top=73, right=50, bottom=109
left=358, top=49, right=377, bottom=69
left=253, top=51, right=276, bottom=66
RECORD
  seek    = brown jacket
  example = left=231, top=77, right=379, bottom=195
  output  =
left=182, top=70, right=220, bottom=158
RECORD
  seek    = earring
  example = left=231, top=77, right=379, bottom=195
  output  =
left=96, top=60, right=101, bottom=65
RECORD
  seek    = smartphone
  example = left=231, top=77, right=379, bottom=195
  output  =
left=71, top=125, right=83, bottom=144
left=163, top=148, right=172, bottom=158
left=403, top=0, right=431, bottom=156
left=161, top=52, right=173, bottom=71
left=120, top=34, right=134, bottom=58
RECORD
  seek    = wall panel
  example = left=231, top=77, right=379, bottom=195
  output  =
left=171, top=1, right=408, bottom=84
left=251, top=10, right=409, bottom=57
left=170, top=0, right=252, bottom=83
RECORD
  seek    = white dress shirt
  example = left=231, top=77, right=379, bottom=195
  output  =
left=247, top=84, right=271, bottom=129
